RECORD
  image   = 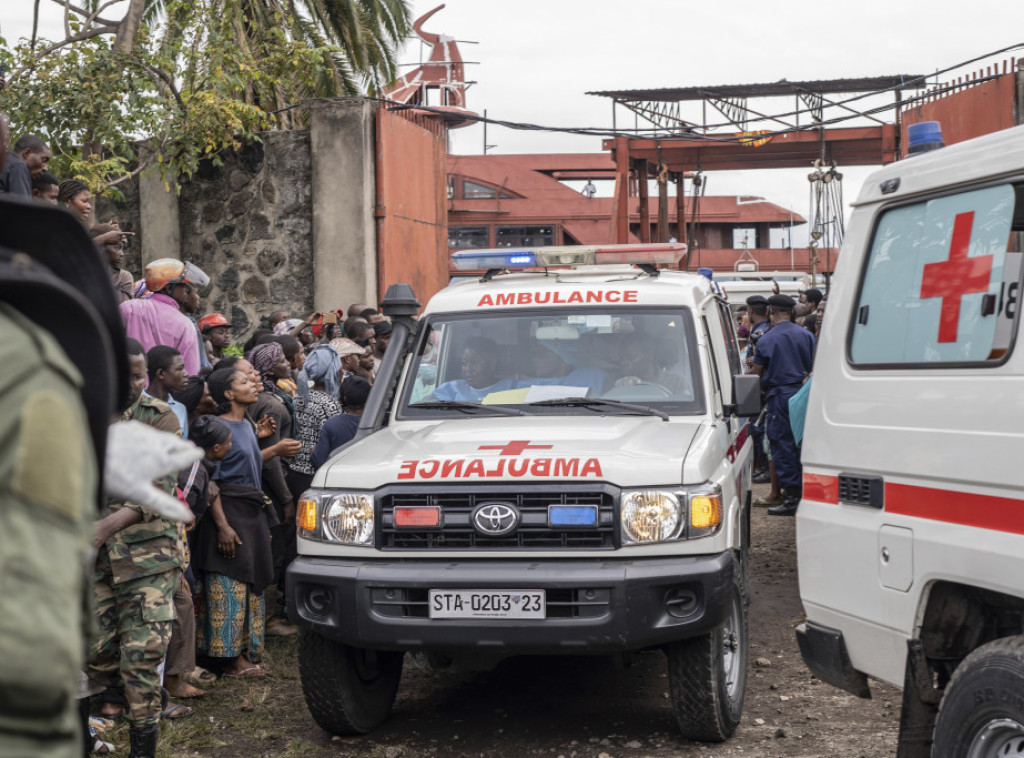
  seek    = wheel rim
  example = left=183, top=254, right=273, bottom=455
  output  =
left=967, top=718, right=1024, bottom=758
left=721, top=591, right=744, bottom=702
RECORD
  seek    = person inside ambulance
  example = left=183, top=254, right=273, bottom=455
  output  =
left=429, top=337, right=515, bottom=403
left=518, top=340, right=607, bottom=395
left=612, top=334, right=692, bottom=398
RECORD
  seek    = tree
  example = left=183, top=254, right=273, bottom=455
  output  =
left=0, top=0, right=411, bottom=192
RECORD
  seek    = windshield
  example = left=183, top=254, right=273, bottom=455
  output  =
left=400, top=308, right=704, bottom=417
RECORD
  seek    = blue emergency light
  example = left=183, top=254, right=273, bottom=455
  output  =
left=907, top=121, right=945, bottom=156
left=450, top=243, right=687, bottom=272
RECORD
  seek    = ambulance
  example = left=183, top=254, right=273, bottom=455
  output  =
left=287, top=243, right=760, bottom=740
left=795, top=122, right=1024, bottom=758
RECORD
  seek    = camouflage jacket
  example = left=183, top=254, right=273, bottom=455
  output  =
left=102, top=395, right=182, bottom=584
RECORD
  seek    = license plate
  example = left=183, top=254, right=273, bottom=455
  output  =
left=428, top=589, right=545, bottom=619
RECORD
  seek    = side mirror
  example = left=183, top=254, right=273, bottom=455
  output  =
left=727, top=374, right=762, bottom=418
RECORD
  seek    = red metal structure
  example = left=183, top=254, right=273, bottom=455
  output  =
left=590, top=65, right=1023, bottom=251
left=384, top=4, right=475, bottom=129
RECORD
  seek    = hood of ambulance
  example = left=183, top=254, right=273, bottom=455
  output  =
left=315, top=416, right=725, bottom=490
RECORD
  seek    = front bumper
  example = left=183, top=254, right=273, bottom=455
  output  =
left=286, top=553, right=734, bottom=653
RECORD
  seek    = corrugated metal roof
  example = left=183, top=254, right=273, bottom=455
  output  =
left=587, top=76, right=927, bottom=102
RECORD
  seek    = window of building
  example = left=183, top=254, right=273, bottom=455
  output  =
left=849, top=183, right=1022, bottom=367
left=496, top=226, right=555, bottom=248
left=448, top=226, right=491, bottom=250
left=732, top=228, right=757, bottom=249
left=462, top=180, right=515, bottom=200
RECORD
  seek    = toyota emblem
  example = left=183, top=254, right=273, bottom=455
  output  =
left=472, top=502, right=519, bottom=537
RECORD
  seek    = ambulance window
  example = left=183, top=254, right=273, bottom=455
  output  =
left=716, top=301, right=743, bottom=376
left=850, top=183, right=1022, bottom=367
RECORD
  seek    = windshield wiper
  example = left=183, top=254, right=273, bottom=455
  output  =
left=408, top=400, right=526, bottom=416
left=527, top=397, right=670, bottom=422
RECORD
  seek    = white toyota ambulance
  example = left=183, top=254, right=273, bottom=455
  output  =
left=796, top=123, right=1024, bottom=758
left=287, top=244, right=760, bottom=740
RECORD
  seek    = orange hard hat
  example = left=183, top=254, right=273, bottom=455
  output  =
left=198, top=313, right=231, bottom=333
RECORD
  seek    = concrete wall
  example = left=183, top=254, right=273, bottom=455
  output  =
left=308, top=98, right=379, bottom=313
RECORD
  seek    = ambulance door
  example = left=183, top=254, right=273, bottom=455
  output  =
left=702, top=300, right=751, bottom=530
left=799, top=180, right=1024, bottom=687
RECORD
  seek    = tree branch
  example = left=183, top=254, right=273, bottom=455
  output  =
left=139, top=62, right=187, bottom=114
left=85, top=0, right=124, bottom=31
left=48, top=0, right=121, bottom=28
left=33, top=25, right=118, bottom=59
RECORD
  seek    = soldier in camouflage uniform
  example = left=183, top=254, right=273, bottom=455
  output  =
left=87, top=341, right=184, bottom=758
left=0, top=302, right=97, bottom=758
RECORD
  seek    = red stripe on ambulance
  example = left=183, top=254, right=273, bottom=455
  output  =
left=802, top=474, right=1024, bottom=535
left=885, top=483, right=1024, bottom=536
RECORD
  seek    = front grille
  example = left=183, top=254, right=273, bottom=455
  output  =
left=370, top=587, right=612, bottom=619
left=378, top=486, right=618, bottom=550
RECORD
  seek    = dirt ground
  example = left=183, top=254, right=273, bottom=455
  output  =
left=119, top=483, right=901, bottom=757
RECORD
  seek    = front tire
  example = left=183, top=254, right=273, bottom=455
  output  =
left=932, top=635, right=1024, bottom=758
left=298, top=630, right=404, bottom=735
left=665, top=561, right=748, bottom=742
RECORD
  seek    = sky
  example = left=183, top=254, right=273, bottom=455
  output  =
left=5, top=0, right=1023, bottom=241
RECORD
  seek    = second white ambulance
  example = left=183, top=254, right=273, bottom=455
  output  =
left=796, top=123, right=1024, bottom=758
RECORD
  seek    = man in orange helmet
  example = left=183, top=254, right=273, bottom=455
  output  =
left=199, top=312, right=232, bottom=364
left=120, top=259, right=209, bottom=375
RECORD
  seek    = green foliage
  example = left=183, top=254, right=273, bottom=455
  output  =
left=0, top=0, right=411, bottom=194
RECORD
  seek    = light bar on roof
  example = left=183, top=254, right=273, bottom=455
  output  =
left=450, top=243, right=686, bottom=271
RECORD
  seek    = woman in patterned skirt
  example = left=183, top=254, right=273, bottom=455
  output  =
left=193, top=368, right=292, bottom=677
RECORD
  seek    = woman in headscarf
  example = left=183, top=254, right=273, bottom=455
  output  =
left=286, top=344, right=343, bottom=496
left=244, top=343, right=302, bottom=637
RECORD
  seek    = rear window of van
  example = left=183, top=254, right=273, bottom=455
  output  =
left=849, top=183, right=1022, bottom=367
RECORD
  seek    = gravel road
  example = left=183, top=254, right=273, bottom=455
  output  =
left=155, top=483, right=902, bottom=757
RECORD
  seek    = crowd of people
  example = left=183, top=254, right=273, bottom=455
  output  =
left=100, top=260, right=388, bottom=755
left=1, top=131, right=395, bottom=758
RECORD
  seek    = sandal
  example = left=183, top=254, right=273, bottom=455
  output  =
left=188, top=667, right=217, bottom=685
left=754, top=494, right=783, bottom=507
left=161, top=702, right=193, bottom=720
left=223, top=664, right=266, bottom=678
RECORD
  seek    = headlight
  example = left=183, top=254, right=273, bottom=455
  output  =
left=619, top=485, right=723, bottom=544
left=621, top=491, right=683, bottom=543
left=298, top=490, right=375, bottom=546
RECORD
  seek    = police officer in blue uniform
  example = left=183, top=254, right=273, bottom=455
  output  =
left=750, top=294, right=815, bottom=516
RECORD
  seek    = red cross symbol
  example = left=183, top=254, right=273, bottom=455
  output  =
left=919, top=211, right=993, bottom=344
left=478, top=440, right=553, bottom=456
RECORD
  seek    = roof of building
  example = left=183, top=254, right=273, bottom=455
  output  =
left=587, top=75, right=927, bottom=102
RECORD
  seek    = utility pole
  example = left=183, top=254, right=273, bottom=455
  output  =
left=483, top=109, right=497, bottom=154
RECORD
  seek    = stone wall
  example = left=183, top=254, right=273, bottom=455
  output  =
left=94, top=172, right=143, bottom=278
left=178, top=131, right=314, bottom=339
left=96, top=131, right=313, bottom=342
